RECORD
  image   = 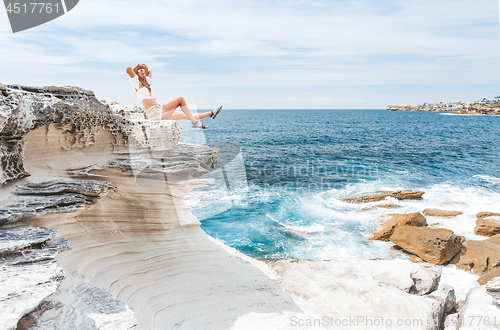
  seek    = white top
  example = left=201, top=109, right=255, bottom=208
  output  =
left=129, top=75, right=156, bottom=100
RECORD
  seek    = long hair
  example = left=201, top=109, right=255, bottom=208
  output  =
left=133, top=63, right=151, bottom=95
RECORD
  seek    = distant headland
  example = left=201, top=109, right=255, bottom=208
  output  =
left=387, top=96, right=500, bottom=115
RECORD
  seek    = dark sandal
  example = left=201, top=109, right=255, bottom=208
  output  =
left=210, top=105, right=223, bottom=119
left=191, top=120, right=208, bottom=129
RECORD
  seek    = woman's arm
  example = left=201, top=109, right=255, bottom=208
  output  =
left=127, top=66, right=139, bottom=91
left=126, top=66, right=135, bottom=78
left=147, top=69, right=152, bottom=78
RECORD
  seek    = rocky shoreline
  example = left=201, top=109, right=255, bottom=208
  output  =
left=1, top=84, right=499, bottom=329
left=347, top=190, right=500, bottom=283
left=387, top=104, right=500, bottom=115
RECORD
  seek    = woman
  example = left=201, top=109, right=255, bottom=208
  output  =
left=126, top=63, right=222, bottom=129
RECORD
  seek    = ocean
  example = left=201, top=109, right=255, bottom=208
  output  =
left=179, top=109, right=500, bottom=263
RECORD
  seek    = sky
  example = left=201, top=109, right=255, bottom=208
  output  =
left=0, top=0, right=499, bottom=109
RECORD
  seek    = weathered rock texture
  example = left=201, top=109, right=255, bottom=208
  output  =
left=0, top=225, right=70, bottom=330
left=371, top=212, right=428, bottom=241
left=476, top=212, right=500, bottom=219
left=0, top=179, right=127, bottom=329
left=0, top=84, right=184, bottom=186
left=343, top=189, right=424, bottom=203
left=40, top=273, right=138, bottom=330
left=474, top=216, right=500, bottom=237
left=0, top=180, right=115, bottom=226
left=390, top=226, right=463, bottom=265
left=451, top=235, right=500, bottom=283
left=16, top=300, right=54, bottom=330
left=262, top=258, right=454, bottom=330
left=486, top=277, right=500, bottom=305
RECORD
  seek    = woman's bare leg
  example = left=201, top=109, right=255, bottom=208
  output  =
left=165, top=110, right=212, bottom=121
left=162, top=98, right=220, bottom=122
left=161, top=97, right=203, bottom=122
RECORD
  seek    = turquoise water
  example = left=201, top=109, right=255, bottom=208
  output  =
left=181, top=110, right=500, bottom=260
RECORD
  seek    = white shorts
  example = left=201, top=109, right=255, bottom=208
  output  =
left=146, top=104, right=163, bottom=120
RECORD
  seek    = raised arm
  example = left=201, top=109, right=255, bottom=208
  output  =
left=147, top=69, right=152, bottom=78
left=126, top=66, right=135, bottom=78
left=126, top=66, right=139, bottom=91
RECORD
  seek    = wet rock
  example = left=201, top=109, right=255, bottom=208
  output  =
left=343, top=189, right=425, bottom=203
left=390, top=226, right=463, bottom=265
left=474, top=216, right=500, bottom=237
left=422, top=209, right=463, bottom=218
left=371, top=212, right=428, bottom=241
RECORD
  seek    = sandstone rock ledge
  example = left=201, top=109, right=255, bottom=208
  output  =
left=1, top=84, right=313, bottom=329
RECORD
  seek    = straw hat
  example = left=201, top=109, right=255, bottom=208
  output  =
left=133, top=63, right=149, bottom=75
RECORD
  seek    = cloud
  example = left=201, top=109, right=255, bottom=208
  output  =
left=1, top=0, right=499, bottom=108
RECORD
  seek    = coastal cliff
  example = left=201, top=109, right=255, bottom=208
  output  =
left=0, top=84, right=313, bottom=329
left=1, top=84, right=498, bottom=330
left=387, top=100, right=500, bottom=115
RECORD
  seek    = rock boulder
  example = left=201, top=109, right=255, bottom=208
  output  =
left=452, top=239, right=500, bottom=275
left=478, top=267, right=500, bottom=285
left=371, top=212, right=428, bottom=241
left=262, top=258, right=452, bottom=330
left=343, top=190, right=425, bottom=203
left=390, top=226, right=463, bottom=265
left=476, top=211, right=500, bottom=219
left=474, top=216, right=500, bottom=237
left=457, top=285, right=500, bottom=329
left=422, top=209, right=463, bottom=218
